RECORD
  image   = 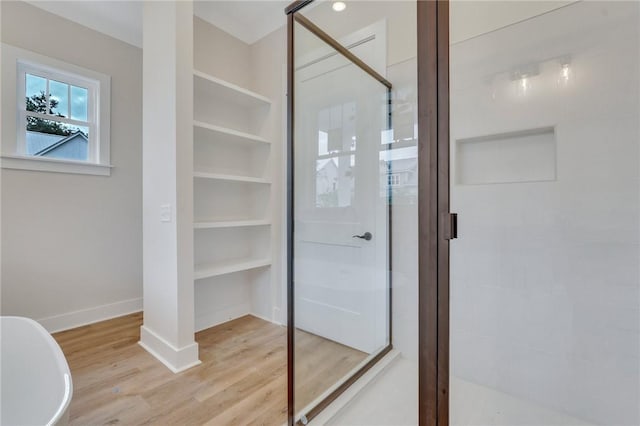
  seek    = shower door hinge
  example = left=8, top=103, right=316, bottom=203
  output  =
left=443, top=213, right=458, bottom=240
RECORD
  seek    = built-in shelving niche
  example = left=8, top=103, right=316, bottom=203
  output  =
left=193, top=71, right=270, bottom=134
left=194, top=266, right=271, bottom=332
left=192, top=69, right=273, bottom=331
left=194, top=179, right=271, bottom=223
left=194, top=140, right=270, bottom=181
left=455, top=127, right=556, bottom=185
left=193, top=226, right=271, bottom=331
left=194, top=226, right=271, bottom=279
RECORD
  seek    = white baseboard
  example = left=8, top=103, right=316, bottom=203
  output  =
left=250, top=311, right=282, bottom=327
left=37, top=297, right=143, bottom=333
left=194, top=308, right=282, bottom=333
left=138, top=325, right=201, bottom=373
left=194, top=302, right=252, bottom=332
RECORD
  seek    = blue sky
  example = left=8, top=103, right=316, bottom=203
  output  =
left=26, top=73, right=87, bottom=121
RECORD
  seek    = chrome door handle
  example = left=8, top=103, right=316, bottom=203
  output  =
left=352, top=232, right=372, bottom=241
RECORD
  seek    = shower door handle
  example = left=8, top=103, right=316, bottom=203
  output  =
left=352, top=232, right=373, bottom=241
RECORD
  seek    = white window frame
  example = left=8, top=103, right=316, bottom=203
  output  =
left=18, top=63, right=98, bottom=161
left=1, top=44, right=112, bottom=176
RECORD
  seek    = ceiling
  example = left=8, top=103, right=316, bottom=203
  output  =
left=25, top=1, right=290, bottom=48
left=195, top=1, right=289, bottom=44
left=23, top=1, right=577, bottom=50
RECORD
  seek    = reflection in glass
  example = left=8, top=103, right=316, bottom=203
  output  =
left=315, top=155, right=355, bottom=208
left=293, top=15, right=391, bottom=417
left=317, top=102, right=357, bottom=155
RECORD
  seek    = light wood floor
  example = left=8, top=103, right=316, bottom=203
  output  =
left=53, top=313, right=366, bottom=425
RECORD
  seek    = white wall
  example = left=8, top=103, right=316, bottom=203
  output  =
left=0, top=1, right=142, bottom=332
left=450, top=2, right=640, bottom=424
left=450, top=0, right=574, bottom=44
left=194, top=16, right=252, bottom=89
left=250, top=23, right=287, bottom=325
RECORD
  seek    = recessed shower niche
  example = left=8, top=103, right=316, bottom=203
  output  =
left=455, top=126, right=557, bottom=185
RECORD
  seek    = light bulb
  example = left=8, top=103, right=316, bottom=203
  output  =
left=510, top=64, right=539, bottom=98
left=332, top=1, right=346, bottom=12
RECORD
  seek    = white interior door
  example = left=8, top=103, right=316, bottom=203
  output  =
left=294, top=22, right=389, bottom=354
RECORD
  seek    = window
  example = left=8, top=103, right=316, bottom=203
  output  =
left=1, top=44, right=111, bottom=175
left=388, top=174, right=401, bottom=186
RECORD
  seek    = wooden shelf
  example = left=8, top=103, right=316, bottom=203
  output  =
left=194, top=70, right=271, bottom=108
left=193, top=172, right=271, bottom=184
left=194, top=258, right=272, bottom=280
left=194, top=219, right=270, bottom=229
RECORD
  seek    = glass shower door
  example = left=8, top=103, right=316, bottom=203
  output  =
left=291, top=12, right=392, bottom=423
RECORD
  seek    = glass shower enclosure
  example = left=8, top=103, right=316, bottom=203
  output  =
left=286, top=4, right=393, bottom=424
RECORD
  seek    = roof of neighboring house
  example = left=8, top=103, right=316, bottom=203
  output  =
left=25, top=131, right=64, bottom=155
left=316, top=157, right=339, bottom=172
left=33, top=131, right=88, bottom=156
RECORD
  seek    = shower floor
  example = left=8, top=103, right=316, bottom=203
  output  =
left=326, top=357, right=595, bottom=426
left=53, top=313, right=366, bottom=425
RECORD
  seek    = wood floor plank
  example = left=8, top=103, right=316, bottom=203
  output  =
left=202, top=375, right=287, bottom=426
left=70, top=394, right=152, bottom=426
left=54, top=313, right=367, bottom=425
left=193, top=345, right=285, bottom=403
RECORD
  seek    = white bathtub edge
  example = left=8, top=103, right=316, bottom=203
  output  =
left=1, top=316, right=74, bottom=426
left=47, top=373, right=72, bottom=426
left=37, top=297, right=143, bottom=333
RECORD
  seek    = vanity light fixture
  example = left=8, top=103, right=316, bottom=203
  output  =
left=558, top=57, right=572, bottom=86
left=511, top=64, right=539, bottom=96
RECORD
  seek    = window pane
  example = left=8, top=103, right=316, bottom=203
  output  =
left=71, top=85, right=88, bottom=121
left=379, top=146, right=417, bottom=202
left=49, top=80, right=69, bottom=118
left=25, top=74, right=47, bottom=113
left=25, top=119, right=89, bottom=161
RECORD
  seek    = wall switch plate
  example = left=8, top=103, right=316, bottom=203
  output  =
left=160, top=204, right=172, bottom=222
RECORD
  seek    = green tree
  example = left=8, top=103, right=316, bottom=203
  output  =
left=26, top=91, right=71, bottom=136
